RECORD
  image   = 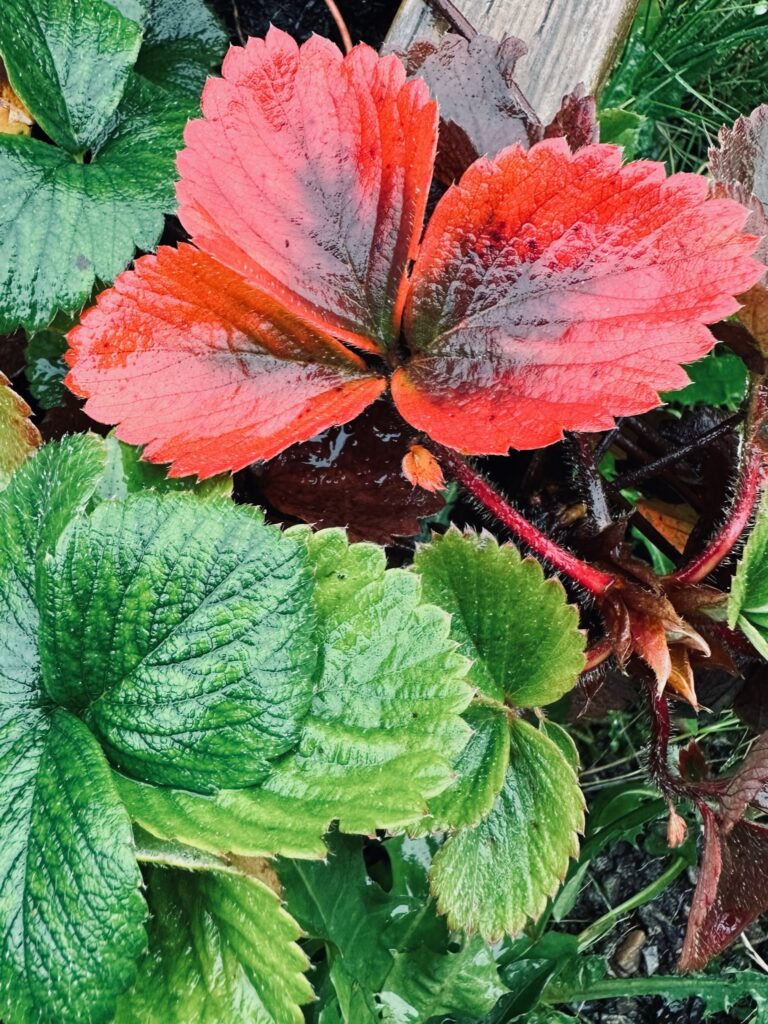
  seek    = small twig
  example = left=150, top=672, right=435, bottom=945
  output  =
left=232, top=0, right=246, bottom=44
left=323, top=0, right=353, bottom=53
left=614, top=413, right=742, bottom=491
left=423, top=0, right=477, bottom=39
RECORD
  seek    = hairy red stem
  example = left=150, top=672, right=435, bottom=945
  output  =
left=431, top=444, right=616, bottom=597
left=673, top=442, right=766, bottom=585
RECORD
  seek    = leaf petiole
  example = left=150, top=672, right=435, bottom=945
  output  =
left=430, top=443, right=617, bottom=597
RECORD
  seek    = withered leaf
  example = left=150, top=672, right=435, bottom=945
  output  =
left=679, top=805, right=768, bottom=971
left=543, top=85, right=598, bottom=152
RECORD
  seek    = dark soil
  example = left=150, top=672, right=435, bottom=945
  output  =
left=211, top=0, right=399, bottom=52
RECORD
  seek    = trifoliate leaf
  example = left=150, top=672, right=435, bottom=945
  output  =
left=281, top=833, right=507, bottom=1024
left=0, top=710, right=146, bottom=1024
left=261, top=528, right=472, bottom=834
left=135, top=0, right=228, bottom=99
left=0, top=371, right=39, bottom=488
left=115, top=866, right=312, bottom=1024
left=414, top=529, right=584, bottom=706
left=24, top=328, right=68, bottom=408
left=40, top=493, right=317, bottom=791
left=661, top=349, right=748, bottom=410
left=0, top=0, right=144, bottom=153
left=729, top=489, right=768, bottom=658
left=425, top=703, right=510, bottom=830
left=430, top=720, right=584, bottom=940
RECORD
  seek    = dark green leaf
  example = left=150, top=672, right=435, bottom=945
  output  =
left=0, top=75, right=190, bottom=331
left=24, top=329, right=68, bottom=408
left=40, top=494, right=317, bottom=790
left=135, top=0, right=228, bottom=99
left=0, top=0, right=143, bottom=152
left=0, top=710, right=145, bottom=1023
left=281, top=833, right=507, bottom=1024
left=729, top=489, right=768, bottom=658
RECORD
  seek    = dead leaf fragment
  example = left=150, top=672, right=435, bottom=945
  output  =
left=0, top=59, right=32, bottom=136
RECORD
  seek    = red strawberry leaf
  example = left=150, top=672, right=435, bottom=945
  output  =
left=395, top=33, right=540, bottom=185
left=258, top=401, right=442, bottom=544
left=392, top=139, right=763, bottom=454
left=679, top=805, right=768, bottom=971
left=177, top=28, right=437, bottom=353
left=66, top=245, right=385, bottom=479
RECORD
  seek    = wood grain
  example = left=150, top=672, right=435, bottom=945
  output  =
left=384, top=0, right=641, bottom=121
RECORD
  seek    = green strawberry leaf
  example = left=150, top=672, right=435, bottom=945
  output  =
left=40, top=493, right=318, bottom=790
left=661, top=349, right=748, bottom=410
left=0, top=708, right=146, bottom=1024
left=115, top=528, right=471, bottom=856
left=115, top=866, right=312, bottom=1024
left=115, top=774, right=332, bottom=860
left=280, top=833, right=507, bottom=1024
left=96, top=432, right=233, bottom=500
left=0, top=74, right=190, bottom=332
left=0, top=0, right=144, bottom=153
left=24, top=328, right=69, bottom=408
left=596, top=107, right=646, bottom=160
left=0, top=1, right=227, bottom=332
left=261, top=528, right=472, bottom=834
left=430, top=719, right=584, bottom=941
left=425, top=703, right=510, bottom=830
left=414, top=529, right=584, bottom=706
left=0, top=372, right=39, bottom=488
left=729, top=489, right=768, bottom=658
left=135, top=0, right=228, bottom=99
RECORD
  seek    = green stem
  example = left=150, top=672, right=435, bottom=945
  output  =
left=547, top=972, right=756, bottom=1005
left=575, top=855, right=688, bottom=953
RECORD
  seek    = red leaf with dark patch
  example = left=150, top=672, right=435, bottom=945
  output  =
left=177, top=28, right=437, bottom=353
left=392, top=139, right=762, bottom=454
left=679, top=805, right=768, bottom=971
left=258, top=401, right=443, bottom=543
left=66, top=245, right=385, bottom=479
left=395, top=33, right=540, bottom=185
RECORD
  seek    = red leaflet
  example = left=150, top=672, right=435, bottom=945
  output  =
left=66, top=246, right=385, bottom=478
left=392, top=140, right=761, bottom=453
left=65, top=31, right=765, bottom=481
left=177, top=28, right=437, bottom=353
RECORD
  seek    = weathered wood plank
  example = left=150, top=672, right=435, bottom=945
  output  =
left=384, top=0, right=640, bottom=121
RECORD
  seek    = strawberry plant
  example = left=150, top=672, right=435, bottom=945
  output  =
left=5, top=1, right=768, bottom=1021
